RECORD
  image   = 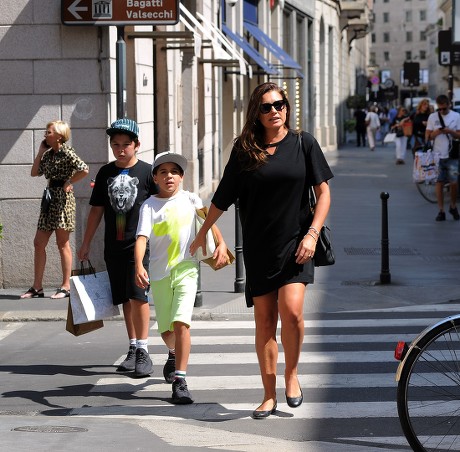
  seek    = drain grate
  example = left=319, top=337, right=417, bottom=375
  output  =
left=13, top=426, right=88, bottom=433
left=344, top=247, right=419, bottom=256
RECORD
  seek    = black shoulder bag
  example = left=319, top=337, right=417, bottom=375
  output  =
left=299, top=133, right=335, bottom=267
left=438, top=112, right=460, bottom=159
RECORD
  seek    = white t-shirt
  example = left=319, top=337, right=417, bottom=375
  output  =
left=365, top=111, right=381, bottom=129
left=426, top=110, right=460, bottom=158
left=136, top=190, right=203, bottom=281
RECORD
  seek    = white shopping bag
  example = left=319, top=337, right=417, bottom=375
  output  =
left=70, top=271, right=120, bottom=325
left=413, top=150, right=438, bottom=183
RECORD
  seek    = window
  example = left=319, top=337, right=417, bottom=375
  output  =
left=383, top=32, right=390, bottom=43
left=420, top=10, right=426, bottom=21
left=383, top=12, right=389, bottom=23
left=406, top=51, right=412, bottom=60
left=420, top=50, right=426, bottom=60
left=370, top=52, right=376, bottom=65
left=406, top=31, right=412, bottom=42
left=384, top=51, right=390, bottom=61
left=405, top=11, right=412, bottom=22
left=372, top=33, right=376, bottom=43
left=420, top=31, right=426, bottom=41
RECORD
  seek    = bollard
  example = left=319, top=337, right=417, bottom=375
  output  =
left=234, top=199, right=245, bottom=293
left=194, top=263, right=203, bottom=307
left=380, top=192, right=391, bottom=284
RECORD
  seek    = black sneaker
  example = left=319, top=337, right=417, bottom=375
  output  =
left=436, top=211, right=446, bottom=222
left=163, top=352, right=176, bottom=383
left=117, top=345, right=136, bottom=372
left=171, top=377, right=194, bottom=404
left=134, top=348, right=153, bottom=377
left=449, top=207, right=460, bottom=220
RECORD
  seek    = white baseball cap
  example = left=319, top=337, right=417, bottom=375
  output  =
left=153, top=151, right=187, bottom=173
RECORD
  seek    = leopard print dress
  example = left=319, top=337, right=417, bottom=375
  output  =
left=37, top=143, right=88, bottom=232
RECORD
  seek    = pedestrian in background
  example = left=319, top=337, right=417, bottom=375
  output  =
left=78, top=119, right=156, bottom=377
left=134, top=151, right=228, bottom=404
left=365, top=106, right=381, bottom=151
left=354, top=107, right=367, bottom=147
left=425, top=94, right=460, bottom=221
left=190, top=82, right=333, bottom=419
left=412, top=99, right=432, bottom=154
left=391, top=107, right=411, bottom=164
left=20, top=120, right=89, bottom=300
left=378, top=107, right=390, bottom=146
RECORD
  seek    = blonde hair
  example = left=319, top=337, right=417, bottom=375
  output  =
left=47, top=120, right=71, bottom=143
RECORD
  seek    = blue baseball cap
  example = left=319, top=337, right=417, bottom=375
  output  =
left=106, top=118, right=139, bottom=139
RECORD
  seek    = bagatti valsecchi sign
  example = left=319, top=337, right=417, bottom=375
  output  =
left=62, top=0, right=179, bottom=26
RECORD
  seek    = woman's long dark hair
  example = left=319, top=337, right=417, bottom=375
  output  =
left=235, top=82, right=291, bottom=171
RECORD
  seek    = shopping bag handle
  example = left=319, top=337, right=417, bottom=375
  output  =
left=79, top=260, right=96, bottom=278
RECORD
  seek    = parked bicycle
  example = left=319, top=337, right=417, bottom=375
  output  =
left=413, top=147, right=451, bottom=204
left=416, top=179, right=450, bottom=204
left=395, top=315, right=460, bottom=451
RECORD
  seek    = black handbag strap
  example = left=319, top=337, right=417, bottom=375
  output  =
left=299, top=132, right=316, bottom=214
left=79, top=260, right=96, bottom=278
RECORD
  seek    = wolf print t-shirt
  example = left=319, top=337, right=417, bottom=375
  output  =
left=90, top=160, right=156, bottom=256
left=136, top=190, right=203, bottom=281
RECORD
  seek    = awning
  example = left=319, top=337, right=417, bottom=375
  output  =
left=243, top=21, right=304, bottom=78
left=222, top=24, right=279, bottom=76
left=180, top=5, right=249, bottom=76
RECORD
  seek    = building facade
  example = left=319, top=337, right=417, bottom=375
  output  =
left=0, top=0, right=370, bottom=287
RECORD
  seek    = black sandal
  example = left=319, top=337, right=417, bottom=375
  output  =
left=50, top=288, right=70, bottom=299
left=20, top=287, right=44, bottom=299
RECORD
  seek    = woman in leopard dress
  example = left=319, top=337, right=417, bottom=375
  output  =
left=20, top=121, right=89, bottom=299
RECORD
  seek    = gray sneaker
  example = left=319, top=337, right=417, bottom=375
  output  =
left=116, top=345, right=136, bottom=372
left=171, top=377, right=194, bottom=404
left=163, top=352, right=176, bottom=383
left=134, top=348, right=153, bottom=377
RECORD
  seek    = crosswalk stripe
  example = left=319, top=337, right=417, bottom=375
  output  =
left=91, top=373, right=398, bottom=392
left=114, top=351, right=397, bottom=366
left=188, top=318, right=442, bottom=329
left=149, top=333, right=413, bottom=346
left=0, top=323, right=24, bottom=340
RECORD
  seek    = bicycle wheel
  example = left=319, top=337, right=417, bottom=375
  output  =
left=397, top=316, right=460, bottom=451
left=416, top=181, right=437, bottom=203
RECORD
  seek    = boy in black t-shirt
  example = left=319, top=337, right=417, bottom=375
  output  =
left=78, top=119, right=157, bottom=377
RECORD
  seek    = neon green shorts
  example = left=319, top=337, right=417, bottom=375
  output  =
left=151, top=260, right=199, bottom=334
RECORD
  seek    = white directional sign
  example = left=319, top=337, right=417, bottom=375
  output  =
left=62, top=0, right=179, bottom=26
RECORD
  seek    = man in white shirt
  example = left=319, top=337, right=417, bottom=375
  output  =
left=425, top=94, right=460, bottom=221
left=365, top=106, right=381, bottom=152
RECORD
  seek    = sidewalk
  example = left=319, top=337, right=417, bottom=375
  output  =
left=2, top=142, right=460, bottom=321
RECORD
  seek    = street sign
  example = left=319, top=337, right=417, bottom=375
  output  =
left=62, top=0, right=179, bottom=26
left=438, top=29, right=460, bottom=66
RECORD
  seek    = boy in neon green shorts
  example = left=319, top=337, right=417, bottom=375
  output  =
left=134, top=151, right=229, bottom=404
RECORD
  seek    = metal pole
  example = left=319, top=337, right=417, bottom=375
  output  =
left=234, top=199, right=245, bottom=293
left=380, top=192, right=391, bottom=284
left=448, top=64, right=454, bottom=105
left=116, top=26, right=126, bottom=119
left=194, top=263, right=202, bottom=307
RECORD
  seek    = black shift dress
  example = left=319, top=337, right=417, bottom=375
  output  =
left=212, top=130, right=333, bottom=305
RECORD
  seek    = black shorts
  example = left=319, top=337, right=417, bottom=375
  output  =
left=105, top=251, right=149, bottom=305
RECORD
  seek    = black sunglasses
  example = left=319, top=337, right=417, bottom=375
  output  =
left=437, top=107, right=448, bottom=112
left=259, top=100, right=286, bottom=114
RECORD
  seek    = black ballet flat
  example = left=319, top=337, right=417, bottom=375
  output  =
left=286, top=388, right=303, bottom=408
left=252, top=401, right=277, bottom=419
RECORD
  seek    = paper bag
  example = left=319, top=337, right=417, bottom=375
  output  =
left=195, top=207, right=235, bottom=271
left=66, top=302, right=104, bottom=336
left=70, top=266, right=120, bottom=325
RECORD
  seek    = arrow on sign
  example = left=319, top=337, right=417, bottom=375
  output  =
left=69, top=0, right=88, bottom=20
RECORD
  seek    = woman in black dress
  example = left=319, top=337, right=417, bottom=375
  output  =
left=190, top=82, right=333, bottom=418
